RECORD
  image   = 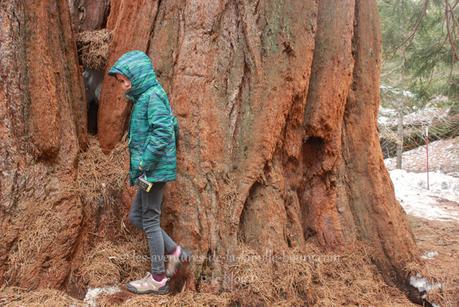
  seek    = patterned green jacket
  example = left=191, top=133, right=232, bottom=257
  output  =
left=108, top=51, right=178, bottom=185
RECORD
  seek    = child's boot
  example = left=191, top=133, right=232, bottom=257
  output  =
left=127, top=272, right=169, bottom=294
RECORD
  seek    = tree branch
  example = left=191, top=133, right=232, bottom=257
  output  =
left=444, top=0, right=458, bottom=63
left=394, top=0, right=429, bottom=52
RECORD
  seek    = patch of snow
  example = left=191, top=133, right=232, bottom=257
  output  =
left=389, top=169, right=459, bottom=221
left=404, top=107, right=449, bottom=125
left=420, top=251, right=439, bottom=260
left=380, top=84, right=415, bottom=98
left=378, top=106, right=449, bottom=127
left=430, top=95, right=449, bottom=104
left=409, top=273, right=442, bottom=294
left=84, top=286, right=120, bottom=307
left=378, top=106, right=397, bottom=126
left=384, top=137, right=459, bottom=176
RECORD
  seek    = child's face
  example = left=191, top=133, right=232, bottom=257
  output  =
left=114, top=73, right=132, bottom=92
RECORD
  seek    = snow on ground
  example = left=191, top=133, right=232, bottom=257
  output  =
left=378, top=106, right=449, bottom=127
left=84, top=286, right=120, bottom=307
left=378, top=107, right=398, bottom=126
left=420, top=251, right=439, bottom=260
left=384, top=136, right=459, bottom=221
left=389, top=169, right=459, bottom=221
left=385, top=137, right=459, bottom=176
left=409, top=273, right=442, bottom=299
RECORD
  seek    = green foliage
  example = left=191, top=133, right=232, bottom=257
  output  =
left=378, top=0, right=458, bottom=106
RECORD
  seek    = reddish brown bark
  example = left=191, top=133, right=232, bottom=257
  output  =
left=341, top=0, right=418, bottom=282
left=301, top=0, right=356, bottom=248
left=97, top=0, right=159, bottom=152
left=140, top=0, right=417, bottom=290
left=0, top=0, right=87, bottom=288
left=68, top=0, right=110, bottom=32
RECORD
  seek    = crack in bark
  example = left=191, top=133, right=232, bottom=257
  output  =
left=236, top=0, right=262, bottom=73
left=146, top=0, right=162, bottom=55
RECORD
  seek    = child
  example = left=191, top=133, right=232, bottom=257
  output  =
left=108, top=50, right=190, bottom=294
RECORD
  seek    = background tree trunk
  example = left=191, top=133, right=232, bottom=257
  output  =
left=1, top=0, right=420, bottom=301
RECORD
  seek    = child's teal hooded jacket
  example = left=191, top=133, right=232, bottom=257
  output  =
left=108, top=51, right=178, bottom=185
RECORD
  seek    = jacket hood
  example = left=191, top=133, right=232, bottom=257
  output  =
left=108, top=50, right=158, bottom=101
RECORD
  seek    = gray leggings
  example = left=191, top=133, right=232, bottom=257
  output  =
left=128, top=182, right=177, bottom=274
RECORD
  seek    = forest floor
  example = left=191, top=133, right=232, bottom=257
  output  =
left=408, top=216, right=459, bottom=305
left=1, top=138, right=458, bottom=306
left=385, top=136, right=459, bottom=305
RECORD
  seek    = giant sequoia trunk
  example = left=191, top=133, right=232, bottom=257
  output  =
left=1, top=0, right=420, bottom=302
left=0, top=0, right=87, bottom=288
left=99, top=0, right=418, bottom=286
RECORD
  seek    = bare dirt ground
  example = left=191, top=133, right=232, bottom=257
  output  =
left=409, top=216, right=459, bottom=305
